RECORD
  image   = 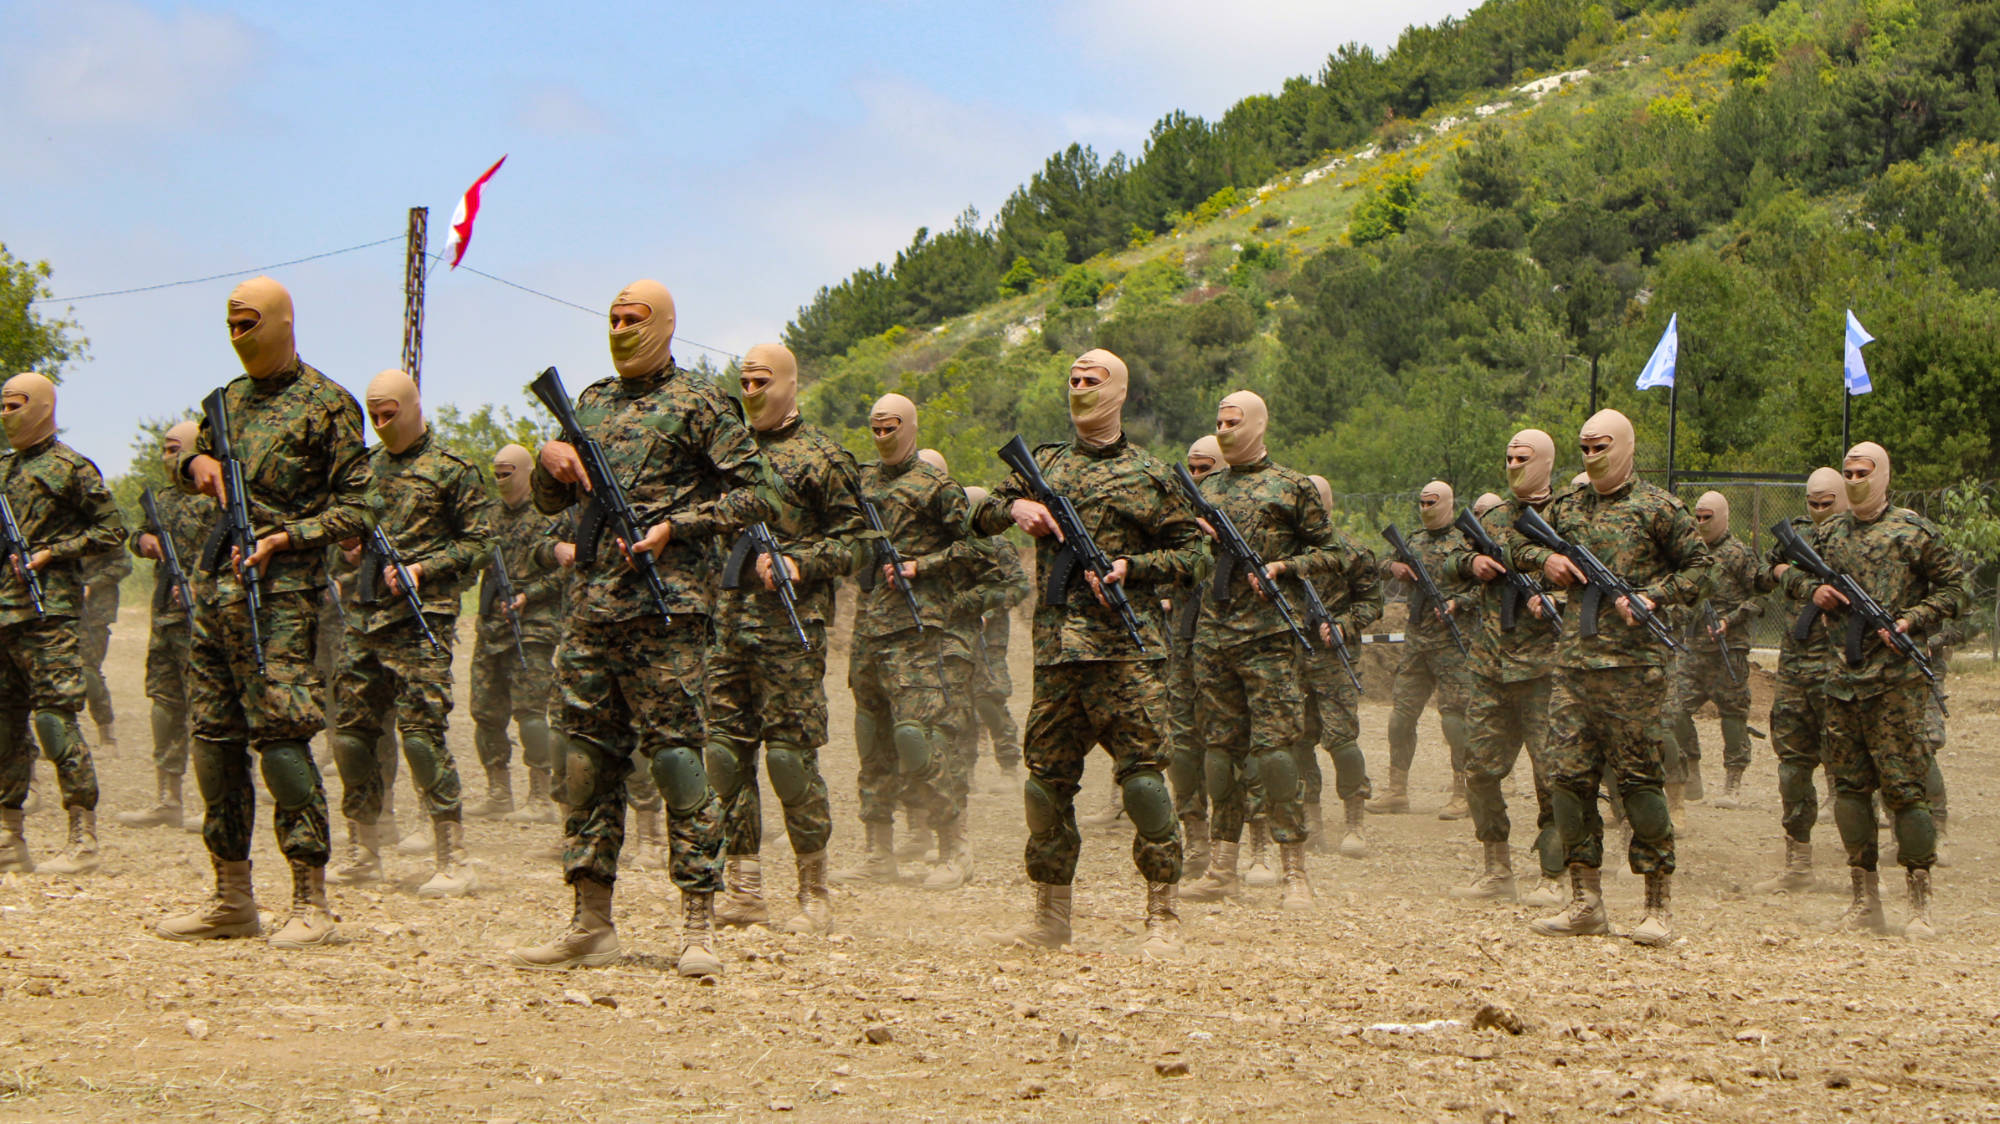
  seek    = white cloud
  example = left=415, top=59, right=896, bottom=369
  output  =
left=513, top=82, right=610, bottom=136
left=2, top=0, right=259, bottom=129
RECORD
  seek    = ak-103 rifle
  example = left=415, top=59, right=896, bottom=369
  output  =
left=1382, top=524, right=1468, bottom=656
left=855, top=497, right=925, bottom=633
left=1171, top=463, right=1314, bottom=652
left=723, top=522, right=811, bottom=649
left=357, top=524, right=443, bottom=654
left=482, top=545, right=530, bottom=668
left=196, top=388, right=266, bottom=673
left=1514, top=505, right=1682, bottom=652
left=0, top=494, right=45, bottom=618
left=1298, top=577, right=1363, bottom=693
left=996, top=434, right=1146, bottom=651
left=140, top=487, right=196, bottom=630
left=1452, top=507, right=1561, bottom=637
left=1700, top=601, right=1740, bottom=684
left=1771, top=518, right=1946, bottom=715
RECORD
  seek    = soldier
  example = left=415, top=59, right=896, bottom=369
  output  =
left=1751, top=467, right=1844, bottom=894
left=511, top=280, right=766, bottom=977
left=1371, top=481, right=1474, bottom=819
left=1448, top=429, right=1566, bottom=905
left=468, top=444, right=565, bottom=822
left=323, top=371, right=492, bottom=897
left=0, top=372, right=127, bottom=875
left=1793, top=443, right=1964, bottom=938
left=1510, top=409, right=1709, bottom=945
left=706, top=343, right=861, bottom=934
left=961, top=485, right=1031, bottom=792
left=119, top=421, right=214, bottom=830
left=1182, top=390, right=1339, bottom=910
left=157, top=278, right=371, bottom=948
left=916, top=445, right=1000, bottom=864
left=1670, top=491, right=1759, bottom=807
left=78, top=544, right=132, bottom=752
left=1166, top=436, right=1223, bottom=878
left=833, top=395, right=977, bottom=890
left=1295, top=473, right=1381, bottom=859
left=978, top=348, right=1199, bottom=954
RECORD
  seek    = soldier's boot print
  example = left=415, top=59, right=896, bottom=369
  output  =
left=1278, top=842, right=1314, bottom=912
left=418, top=820, right=478, bottom=898
left=1631, top=870, right=1674, bottom=947
left=326, top=820, right=383, bottom=886
left=1338, top=797, right=1369, bottom=859
left=1141, top=881, right=1184, bottom=960
left=1366, top=767, right=1410, bottom=814
left=676, top=890, right=723, bottom=979
left=155, top=857, right=261, bottom=941
left=0, top=809, right=32, bottom=873
left=1530, top=864, right=1609, bottom=937
left=714, top=855, right=769, bottom=926
left=118, top=769, right=184, bottom=829
left=1835, top=867, right=1887, bottom=933
left=1712, top=768, right=1746, bottom=810
left=1752, top=839, right=1816, bottom=894
left=782, top=851, right=833, bottom=936
left=1437, top=772, right=1470, bottom=821
left=268, top=859, right=337, bottom=949
left=921, top=816, right=971, bottom=891
left=510, top=879, right=620, bottom=970
left=984, top=882, right=1072, bottom=950
left=831, top=821, right=898, bottom=885
left=1450, top=840, right=1518, bottom=901
left=1182, top=840, right=1241, bottom=903
left=504, top=767, right=560, bottom=824
left=1903, top=868, right=1937, bottom=941
left=1079, top=787, right=1125, bottom=830
left=469, top=766, right=515, bottom=818
left=1304, top=800, right=1327, bottom=854
left=1244, top=820, right=1277, bottom=887
left=1178, top=815, right=1210, bottom=881
left=37, top=808, right=100, bottom=876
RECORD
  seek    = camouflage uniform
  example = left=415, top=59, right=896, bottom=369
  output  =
left=1761, top=518, right=1835, bottom=846
left=136, top=486, right=214, bottom=779
left=529, top=363, right=768, bottom=892
left=1193, top=456, right=1340, bottom=846
left=940, top=535, right=1013, bottom=800
left=181, top=359, right=371, bottom=866
left=328, top=430, right=493, bottom=827
left=324, top=548, right=398, bottom=809
left=974, top=436, right=1202, bottom=885
left=1510, top=481, right=1710, bottom=875
left=0, top=437, right=127, bottom=811
left=470, top=499, right=565, bottom=781
left=1385, top=525, right=1474, bottom=780
left=1668, top=533, right=1758, bottom=781
left=1165, top=593, right=1205, bottom=823
left=708, top=415, right=862, bottom=859
left=1292, top=530, right=1382, bottom=807
left=967, top=543, right=1030, bottom=771
left=78, top=549, right=133, bottom=739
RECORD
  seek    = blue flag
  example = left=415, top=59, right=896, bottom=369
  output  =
left=1634, top=313, right=1678, bottom=390
left=1845, top=309, right=1875, bottom=396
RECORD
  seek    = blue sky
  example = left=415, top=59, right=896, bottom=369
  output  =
left=3, top=0, right=1475, bottom=470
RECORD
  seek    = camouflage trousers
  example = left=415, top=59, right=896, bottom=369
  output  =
left=968, top=617, right=1020, bottom=769
left=1021, top=659, right=1181, bottom=885
left=943, top=626, right=984, bottom=800
left=470, top=639, right=558, bottom=773
left=1296, top=649, right=1371, bottom=806
left=555, top=615, right=723, bottom=892
left=1198, top=631, right=1307, bottom=845
left=1462, top=672, right=1561, bottom=880
left=848, top=628, right=969, bottom=829
left=187, top=590, right=331, bottom=866
left=707, top=620, right=835, bottom=858
left=1668, top=643, right=1752, bottom=776
left=330, top=614, right=463, bottom=825
left=80, top=582, right=118, bottom=729
left=1769, top=671, right=1831, bottom=845
left=1387, top=642, right=1470, bottom=776
left=1823, top=681, right=1936, bottom=871
left=0, top=615, right=98, bottom=812
left=144, top=620, right=193, bottom=775
left=1545, top=665, right=1675, bottom=875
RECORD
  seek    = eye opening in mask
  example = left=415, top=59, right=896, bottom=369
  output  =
left=1807, top=496, right=1836, bottom=511
left=1580, top=437, right=1612, bottom=456
left=1069, top=369, right=1105, bottom=390
left=870, top=422, right=899, bottom=439
left=1419, top=496, right=1440, bottom=507
left=741, top=371, right=772, bottom=395
left=1843, top=464, right=1872, bottom=481
left=227, top=315, right=259, bottom=338
left=609, top=303, right=650, bottom=331
left=1505, top=450, right=1532, bottom=468
left=367, top=401, right=400, bottom=430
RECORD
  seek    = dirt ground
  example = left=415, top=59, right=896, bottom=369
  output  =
left=4, top=599, right=1999, bottom=1123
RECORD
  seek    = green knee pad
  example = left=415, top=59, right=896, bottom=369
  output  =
left=258, top=740, right=321, bottom=811
left=1251, top=747, right=1299, bottom=804
left=30, top=710, right=77, bottom=758
left=400, top=730, right=445, bottom=792
left=1891, top=805, right=1937, bottom=867
left=704, top=742, right=746, bottom=801
left=1551, top=784, right=1591, bottom=848
left=892, top=722, right=933, bottom=775
left=974, top=696, right=1010, bottom=729
left=1623, top=786, right=1673, bottom=844
left=1834, top=791, right=1877, bottom=848
left=190, top=739, right=236, bottom=805
left=1440, top=710, right=1470, bottom=755
left=1023, top=773, right=1063, bottom=834
left=650, top=745, right=712, bottom=817
left=1120, top=770, right=1176, bottom=841
left=854, top=709, right=886, bottom=757
left=474, top=722, right=510, bottom=762
left=766, top=743, right=811, bottom=805
left=1203, top=749, right=1237, bottom=804
left=518, top=716, right=551, bottom=769
left=329, top=730, right=379, bottom=784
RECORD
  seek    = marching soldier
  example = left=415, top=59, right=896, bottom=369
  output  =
left=1669, top=491, right=1759, bottom=807
left=1166, top=436, right=1223, bottom=878
left=78, top=545, right=132, bottom=751
left=1372, top=481, right=1475, bottom=819
left=961, top=485, right=1031, bottom=791
left=1297, top=473, right=1381, bottom=859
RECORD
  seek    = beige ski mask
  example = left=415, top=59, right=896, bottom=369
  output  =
left=1695, top=490, right=1730, bottom=545
left=1580, top=409, right=1635, bottom=494
left=740, top=343, right=799, bottom=432
left=1506, top=429, right=1555, bottom=504
left=1, top=373, right=56, bottom=451
left=493, top=443, right=533, bottom=506
left=1215, top=390, right=1268, bottom=467
left=870, top=393, right=918, bottom=465
left=1420, top=480, right=1454, bottom=531
left=1844, top=442, right=1891, bottom=521
left=227, top=276, right=296, bottom=379
left=609, top=280, right=676, bottom=378
left=1069, top=348, right=1128, bottom=447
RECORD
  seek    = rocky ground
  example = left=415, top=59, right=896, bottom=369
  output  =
left=3, top=601, right=1998, bottom=1122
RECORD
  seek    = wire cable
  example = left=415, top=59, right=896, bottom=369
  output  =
left=437, top=256, right=740, bottom=360
left=31, top=236, right=405, bottom=303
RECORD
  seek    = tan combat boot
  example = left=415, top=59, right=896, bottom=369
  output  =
left=1278, top=841, right=1314, bottom=911
left=1438, top=772, right=1470, bottom=821
left=1710, top=769, right=1741, bottom=809
left=418, top=820, right=478, bottom=898
left=782, top=851, right=833, bottom=935
left=1752, top=839, right=1815, bottom=894
left=922, top=816, right=972, bottom=891
left=156, top=857, right=261, bottom=941
left=1522, top=870, right=1565, bottom=907
left=1366, top=767, right=1410, bottom=814
left=677, top=890, right=723, bottom=978
left=0, top=808, right=33, bottom=873
left=1903, top=868, right=1936, bottom=940
left=1079, top=787, right=1125, bottom=830
left=1450, top=841, right=1517, bottom=901
left=1338, top=797, right=1369, bottom=858
left=511, top=880, right=620, bottom=969
left=1684, top=759, right=1705, bottom=802
left=714, top=855, right=770, bottom=925
left=117, top=770, right=184, bottom=829
left=984, top=882, right=1072, bottom=949
left=895, top=804, right=931, bottom=861
left=326, top=820, right=383, bottom=886
left=1835, top=867, right=1887, bottom=933
left=1529, top=863, right=1609, bottom=937
left=1182, top=840, right=1240, bottom=903
left=468, top=766, right=515, bottom=818
left=831, top=821, right=898, bottom=884
left=1304, top=801, right=1326, bottom=854
left=504, top=768, right=559, bottom=824
left=1631, top=870, right=1674, bottom=946
left=1140, top=881, right=1184, bottom=960
left=38, top=808, right=100, bottom=876
left=1243, top=820, right=1277, bottom=887
left=1179, top=815, right=1211, bottom=881
left=268, top=859, right=338, bottom=949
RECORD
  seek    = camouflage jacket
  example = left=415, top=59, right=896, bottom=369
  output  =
left=1315, top=527, right=1385, bottom=646
left=1760, top=517, right=1836, bottom=679
left=715, top=416, right=863, bottom=631
left=943, top=534, right=1016, bottom=639
left=0, top=438, right=129, bottom=625
left=180, top=360, right=372, bottom=604
left=1192, top=456, right=1341, bottom=648
left=975, top=436, right=1203, bottom=665
left=1509, top=480, right=1711, bottom=671
left=1383, top=522, right=1477, bottom=654
left=83, top=545, right=133, bottom=589
left=477, top=498, right=566, bottom=651
left=1445, top=495, right=1558, bottom=684
left=354, top=429, right=494, bottom=632
left=853, top=456, right=976, bottom=640
left=131, top=485, right=217, bottom=626
left=992, top=538, right=1032, bottom=612
left=1777, top=506, right=1967, bottom=701
left=529, top=364, right=771, bottom=625
left=1690, top=533, right=1760, bottom=654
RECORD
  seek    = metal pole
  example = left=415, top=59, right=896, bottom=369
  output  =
left=401, top=206, right=428, bottom=385
left=1589, top=353, right=1600, bottom=415
left=1842, top=389, right=1851, bottom=457
left=1666, top=380, right=1678, bottom=491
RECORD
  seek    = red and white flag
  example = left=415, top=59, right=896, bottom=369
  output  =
left=443, top=155, right=507, bottom=269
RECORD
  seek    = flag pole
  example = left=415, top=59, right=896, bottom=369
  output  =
left=1666, top=379, right=1678, bottom=491
left=1842, top=387, right=1851, bottom=455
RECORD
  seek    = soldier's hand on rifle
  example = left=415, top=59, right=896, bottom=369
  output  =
left=26, top=549, right=51, bottom=571
left=339, top=538, right=364, bottom=566
left=187, top=454, right=224, bottom=500
left=1881, top=618, right=1910, bottom=648
left=1252, top=560, right=1287, bottom=600
left=1469, top=555, right=1506, bottom=582
left=387, top=561, right=423, bottom=597
left=756, top=551, right=801, bottom=591
left=137, top=533, right=164, bottom=561
left=1542, top=555, right=1585, bottom=588
left=1614, top=592, right=1654, bottom=627
left=1194, top=518, right=1216, bottom=540
left=554, top=542, right=576, bottom=568
left=510, top=593, right=526, bottom=613
left=1319, top=620, right=1341, bottom=647
left=621, top=522, right=672, bottom=567
left=1710, top=617, right=1728, bottom=637
left=1389, top=560, right=1416, bottom=583
left=1009, top=499, right=1060, bottom=539
left=240, top=530, right=292, bottom=576
left=884, top=560, right=918, bottom=585
left=1811, top=584, right=1849, bottom=613
left=539, top=441, right=589, bottom=489
left=1083, top=558, right=1130, bottom=607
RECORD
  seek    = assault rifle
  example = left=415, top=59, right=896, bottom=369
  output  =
left=358, top=524, right=443, bottom=654
left=855, top=497, right=925, bottom=633
left=997, top=434, right=1146, bottom=650
left=482, top=545, right=529, bottom=668
left=1172, top=463, right=1314, bottom=652
left=1299, top=577, right=1363, bottom=693
left=1700, top=601, right=1740, bottom=685
left=1771, top=518, right=1946, bottom=714
left=141, top=487, right=196, bottom=630
left=1514, top=505, right=1682, bottom=652
left=723, top=522, right=811, bottom=649
left=1452, top=507, right=1561, bottom=637
left=197, top=388, right=266, bottom=673
left=1382, top=524, right=1468, bottom=656
left=0, top=494, right=45, bottom=617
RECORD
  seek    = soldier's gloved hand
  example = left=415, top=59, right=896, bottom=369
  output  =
left=1469, top=555, right=1506, bottom=582
left=756, top=551, right=801, bottom=591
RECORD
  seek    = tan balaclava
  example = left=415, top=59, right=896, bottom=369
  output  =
left=918, top=448, right=949, bottom=475
left=964, top=485, right=989, bottom=509
left=1472, top=491, right=1503, bottom=516
left=1806, top=466, right=1847, bottom=525
left=1695, top=491, right=1730, bottom=545
left=1215, top=390, right=1268, bottom=467
left=162, top=419, right=199, bottom=470
left=740, top=343, right=799, bottom=432
left=1579, top=409, right=1635, bottom=494
left=365, top=369, right=425, bottom=454
left=1069, top=348, right=1128, bottom=447
left=1844, top=441, right=1891, bottom=521
left=870, top=393, right=918, bottom=466
left=1308, top=474, right=1334, bottom=514
left=1187, top=435, right=1223, bottom=480
left=1, top=373, right=56, bottom=451
left=227, top=276, right=296, bottom=379
left=1420, top=480, right=1454, bottom=531
left=493, top=443, right=534, bottom=506
left=1506, top=429, right=1556, bottom=504
left=1571, top=471, right=1591, bottom=488
left=609, top=280, right=676, bottom=378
